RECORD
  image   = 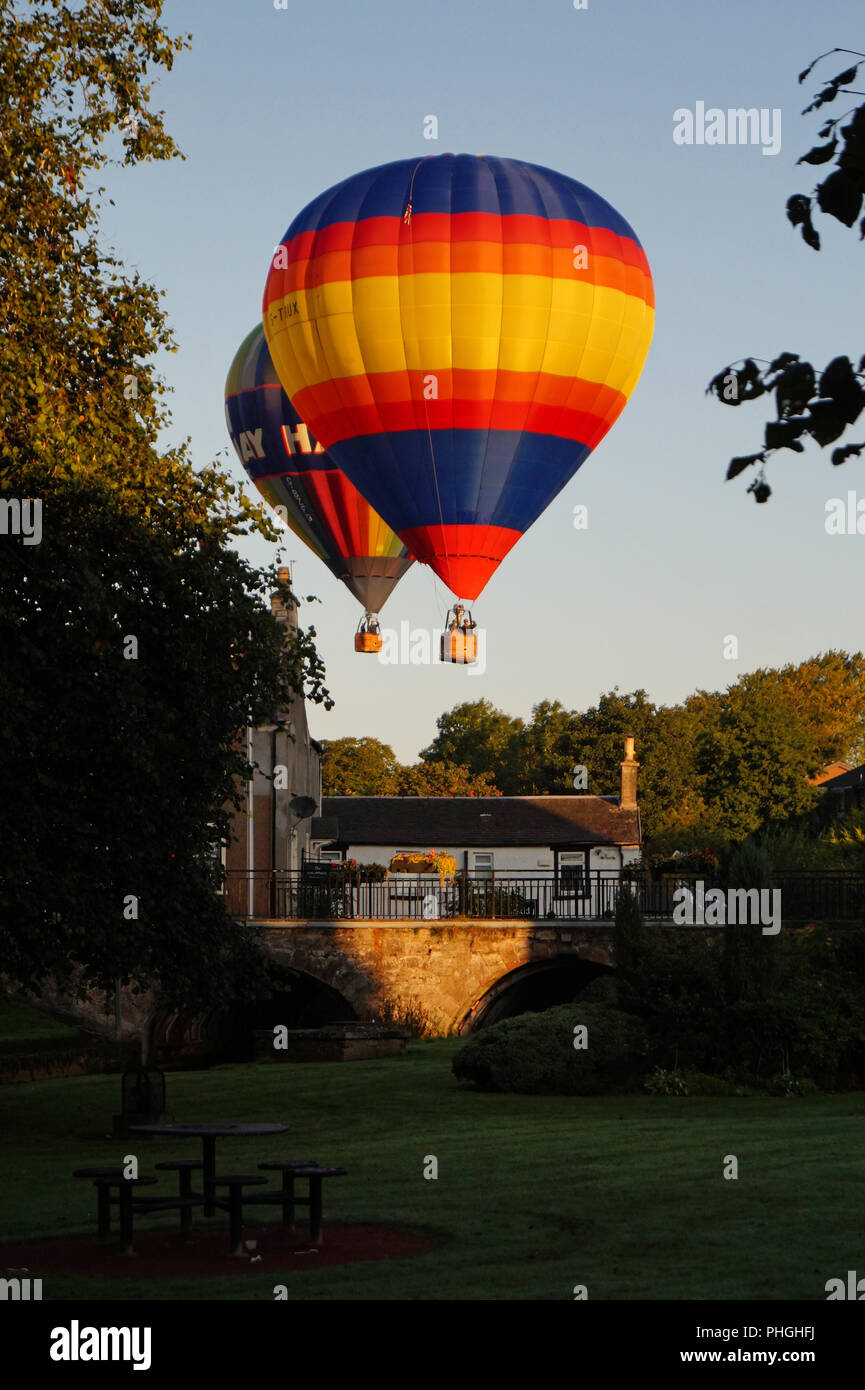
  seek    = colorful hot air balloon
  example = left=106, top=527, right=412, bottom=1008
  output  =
left=225, top=325, right=413, bottom=647
left=262, top=154, right=654, bottom=608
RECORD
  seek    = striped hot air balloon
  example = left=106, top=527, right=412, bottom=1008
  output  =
left=262, top=154, right=654, bottom=607
left=225, top=325, right=413, bottom=645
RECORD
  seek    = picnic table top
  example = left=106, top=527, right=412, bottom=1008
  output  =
left=127, top=1122, right=289, bottom=1138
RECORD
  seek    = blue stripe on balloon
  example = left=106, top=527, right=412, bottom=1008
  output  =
left=326, top=429, right=592, bottom=534
left=225, top=387, right=332, bottom=480
left=281, top=154, right=643, bottom=246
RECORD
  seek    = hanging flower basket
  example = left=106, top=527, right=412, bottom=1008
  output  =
left=388, top=850, right=456, bottom=880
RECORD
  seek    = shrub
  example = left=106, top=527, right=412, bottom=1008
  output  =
left=371, top=995, right=434, bottom=1038
left=767, top=1071, right=820, bottom=1097
left=575, top=973, right=620, bottom=1007
left=618, top=927, right=723, bottom=1072
left=613, top=883, right=644, bottom=977
left=643, top=1066, right=689, bottom=1096
left=451, top=1001, right=645, bottom=1095
left=462, top=882, right=534, bottom=918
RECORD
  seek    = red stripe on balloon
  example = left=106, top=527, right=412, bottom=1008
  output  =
left=398, top=523, right=523, bottom=602
left=300, top=470, right=371, bottom=559
left=290, top=372, right=627, bottom=451
left=265, top=213, right=652, bottom=305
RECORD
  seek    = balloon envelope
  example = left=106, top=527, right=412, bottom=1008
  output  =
left=263, top=153, right=654, bottom=601
left=225, top=325, right=413, bottom=613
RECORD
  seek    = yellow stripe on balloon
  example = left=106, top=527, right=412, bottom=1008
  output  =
left=267, top=272, right=653, bottom=399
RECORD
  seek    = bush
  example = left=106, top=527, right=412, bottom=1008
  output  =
left=461, top=882, right=535, bottom=918
left=767, top=1071, right=820, bottom=1097
left=452, top=1001, right=646, bottom=1095
left=618, top=927, right=723, bottom=1072
left=613, top=884, right=644, bottom=977
left=370, top=995, right=434, bottom=1038
left=575, top=973, right=620, bottom=1007
left=644, top=1066, right=689, bottom=1096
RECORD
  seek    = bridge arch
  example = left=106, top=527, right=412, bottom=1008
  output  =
left=153, top=968, right=357, bottom=1064
left=456, top=956, right=614, bottom=1034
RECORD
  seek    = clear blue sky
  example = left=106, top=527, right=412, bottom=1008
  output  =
left=100, top=0, right=864, bottom=763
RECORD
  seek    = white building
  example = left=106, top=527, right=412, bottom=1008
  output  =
left=309, top=740, right=641, bottom=917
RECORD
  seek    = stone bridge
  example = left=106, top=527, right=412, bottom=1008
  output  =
left=258, top=919, right=620, bottom=1035
left=31, top=920, right=721, bottom=1059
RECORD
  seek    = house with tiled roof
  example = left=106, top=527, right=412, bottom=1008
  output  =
left=310, top=739, right=642, bottom=896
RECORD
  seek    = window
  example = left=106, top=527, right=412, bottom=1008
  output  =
left=559, top=852, right=587, bottom=896
left=318, top=849, right=343, bottom=864
left=473, top=852, right=494, bottom=880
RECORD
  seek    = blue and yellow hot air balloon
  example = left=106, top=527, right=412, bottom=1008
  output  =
left=225, top=325, right=413, bottom=650
left=263, top=154, right=654, bottom=621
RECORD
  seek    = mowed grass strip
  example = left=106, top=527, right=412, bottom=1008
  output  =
left=0, top=998, right=81, bottom=1043
left=0, top=1039, right=861, bottom=1300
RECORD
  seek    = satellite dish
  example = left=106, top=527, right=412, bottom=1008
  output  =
left=290, top=796, right=317, bottom=821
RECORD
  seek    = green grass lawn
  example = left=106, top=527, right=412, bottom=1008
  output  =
left=0, top=997, right=81, bottom=1043
left=1, top=1039, right=862, bottom=1301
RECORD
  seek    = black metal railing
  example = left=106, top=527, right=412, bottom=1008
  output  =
left=221, top=867, right=865, bottom=923
left=770, top=869, right=865, bottom=922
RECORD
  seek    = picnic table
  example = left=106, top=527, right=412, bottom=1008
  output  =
left=128, top=1122, right=288, bottom=1216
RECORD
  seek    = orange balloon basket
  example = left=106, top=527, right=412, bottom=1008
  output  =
left=355, top=614, right=382, bottom=653
left=440, top=606, right=477, bottom=664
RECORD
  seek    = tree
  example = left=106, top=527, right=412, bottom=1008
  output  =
left=392, top=762, right=501, bottom=797
left=1, top=1, right=193, bottom=496
left=613, top=884, right=645, bottom=985
left=511, top=700, right=579, bottom=794
left=320, top=738, right=501, bottom=796
left=707, top=48, right=865, bottom=500
left=420, top=699, right=524, bottom=792
left=720, top=841, right=777, bottom=1006
left=775, top=650, right=865, bottom=765
left=0, top=3, right=331, bottom=1012
left=1, top=484, right=332, bottom=1006
left=566, top=689, right=677, bottom=835
left=698, top=676, right=822, bottom=841
left=321, top=738, right=400, bottom=795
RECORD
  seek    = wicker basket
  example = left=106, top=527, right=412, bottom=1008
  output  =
left=440, top=629, right=477, bottom=664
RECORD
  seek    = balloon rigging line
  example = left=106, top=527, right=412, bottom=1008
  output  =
left=424, top=563, right=449, bottom=627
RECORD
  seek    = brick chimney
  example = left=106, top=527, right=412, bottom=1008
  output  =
left=270, top=564, right=298, bottom=629
left=620, top=735, right=639, bottom=810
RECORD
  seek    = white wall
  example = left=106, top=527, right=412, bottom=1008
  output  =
left=310, top=842, right=641, bottom=872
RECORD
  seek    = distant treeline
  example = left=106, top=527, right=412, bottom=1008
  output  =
left=322, top=652, right=865, bottom=848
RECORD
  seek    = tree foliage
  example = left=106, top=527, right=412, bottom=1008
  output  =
left=348, top=651, right=865, bottom=844
left=420, top=698, right=524, bottom=791
left=707, top=48, right=865, bottom=499
left=391, top=761, right=501, bottom=797
left=0, top=3, right=331, bottom=1009
left=320, top=738, right=400, bottom=796
left=321, top=736, right=500, bottom=796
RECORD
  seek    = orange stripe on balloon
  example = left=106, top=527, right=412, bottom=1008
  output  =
left=266, top=213, right=652, bottom=302
left=277, top=213, right=650, bottom=267
left=279, top=243, right=652, bottom=302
